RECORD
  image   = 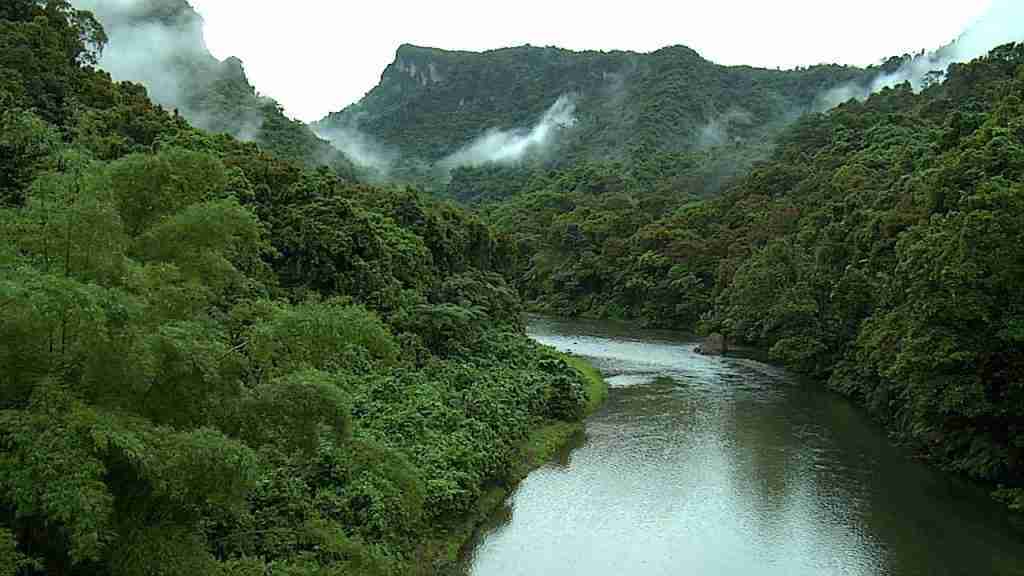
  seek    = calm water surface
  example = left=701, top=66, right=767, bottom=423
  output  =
left=464, top=316, right=1024, bottom=576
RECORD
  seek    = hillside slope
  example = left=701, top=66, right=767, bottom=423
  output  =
left=485, top=43, right=1024, bottom=513
left=0, top=3, right=598, bottom=574
left=73, top=0, right=358, bottom=178
left=318, top=43, right=869, bottom=170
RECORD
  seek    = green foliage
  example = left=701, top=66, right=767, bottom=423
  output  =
left=562, top=354, right=609, bottom=416
left=78, top=0, right=358, bottom=180
left=475, top=153, right=730, bottom=322
left=107, top=148, right=229, bottom=236
left=0, top=0, right=106, bottom=125
left=1, top=382, right=115, bottom=565
left=246, top=299, right=398, bottom=378
left=477, top=43, right=1024, bottom=510
left=20, top=1, right=1023, bottom=571
left=322, top=44, right=868, bottom=178
left=3, top=154, right=127, bottom=284
left=389, top=303, right=486, bottom=356
left=0, top=528, right=34, bottom=575
left=0, top=106, right=58, bottom=205
left=270, top=193, right=433, bottom=312
left=239, top=369, right=351, bottom=453
left=132, top=198, right=264, bottom=294
left=0, top=7, right=594, bottom=575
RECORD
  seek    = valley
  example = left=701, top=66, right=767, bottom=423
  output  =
left=466, top=316, right=1024, bottom=575
left=1, top=1, right=1023, bottom=575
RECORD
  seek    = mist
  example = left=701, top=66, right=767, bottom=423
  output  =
left=819, top=0, right=1024, bottom=109
left=71, top=0, right=266, bottom=141
left=311, top=119, right=398, bottom=180
left=440, top=95, right=578, bottom=169
left=698, top=108, right=755, bottom=148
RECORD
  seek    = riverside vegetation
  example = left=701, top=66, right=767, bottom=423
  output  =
left=0, top=2, right=604, bottom=574
left=2, top=0, right=1023, bottom=574
left=478, top=44, right=1024, bottom=517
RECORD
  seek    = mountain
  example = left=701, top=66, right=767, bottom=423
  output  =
left=72, top=0, right=357, bottom=179
left=3, top=3, right=1023, bottom=574
left=316, top=43, right=870, bottom=179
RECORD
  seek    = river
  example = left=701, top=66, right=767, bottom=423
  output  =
left=462, top=316, right=1024, bottom=576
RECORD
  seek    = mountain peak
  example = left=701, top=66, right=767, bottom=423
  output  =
left=650, top=44, right=706, bottom=61
left=395, top=43, right=444, bottom=57
left=77, top=0, right=202, bottom=31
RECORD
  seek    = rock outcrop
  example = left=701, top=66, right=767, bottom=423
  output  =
left=696, top=333, right=727, bottom=356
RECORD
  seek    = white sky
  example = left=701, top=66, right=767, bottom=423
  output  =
left=188, top=0, right=994, bottom=122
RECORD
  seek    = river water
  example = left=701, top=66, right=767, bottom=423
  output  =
left=463, top=316, right=1024, bottom=576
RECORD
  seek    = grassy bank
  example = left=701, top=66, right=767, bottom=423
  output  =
left=417, top=353, right=609, bottom=573
left=564, top=354, right=609, bottom=416
left=511, top=353, right=608, bottom=479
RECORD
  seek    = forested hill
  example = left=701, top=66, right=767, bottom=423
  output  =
left=71, top=0, right=358, bottom=179
left=4, top=3, right=1023, bottom=575
left=74, top=0, right=874, bottom=190
left=485, top=43, right=1024, bottom=513
left=317, top=43, right=869, bottom=166
left=1, top=2, right=599, bottom=574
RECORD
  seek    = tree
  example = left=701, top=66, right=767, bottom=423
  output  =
left=0, top=107, right=58, bottom=206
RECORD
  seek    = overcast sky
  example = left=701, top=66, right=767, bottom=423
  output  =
left=187, top=0, right=994, bottom=122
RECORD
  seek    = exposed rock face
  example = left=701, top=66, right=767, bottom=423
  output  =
left=395, top=58, right=446, bottom=87
left=696, top=333, right=727, bottom=356
left=316, top=43, right=871, bottom=165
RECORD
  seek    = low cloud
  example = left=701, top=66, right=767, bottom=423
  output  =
left=73, top=0, right=266, bottom=141
left=440, top=94, right=578, bottom=168
left=311, top=119, right=398, bottom=180
left=818, top=0, right=1024, bottom=110
left=698, top=108, right=755, bottom=148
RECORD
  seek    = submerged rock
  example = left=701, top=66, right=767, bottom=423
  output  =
left=696, top=333, right=727, bottom=356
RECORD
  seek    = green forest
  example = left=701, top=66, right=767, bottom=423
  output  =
left=0, top=2, right=603, bottom=574
left=318, top=43, right=872, bottom=186
left=3, top=0, right=1024, bottom=574
left=477, top=45, right=1024, bottom=513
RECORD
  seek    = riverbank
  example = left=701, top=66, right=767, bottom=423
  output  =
left=414, top=352, right=609, bottom=574
left=537, top=311, right=1024, bottom=516
left=468, top=316, right=1024, bottom=575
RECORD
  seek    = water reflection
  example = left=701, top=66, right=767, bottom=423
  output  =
left=463, top=317, right=1024, bottom=576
